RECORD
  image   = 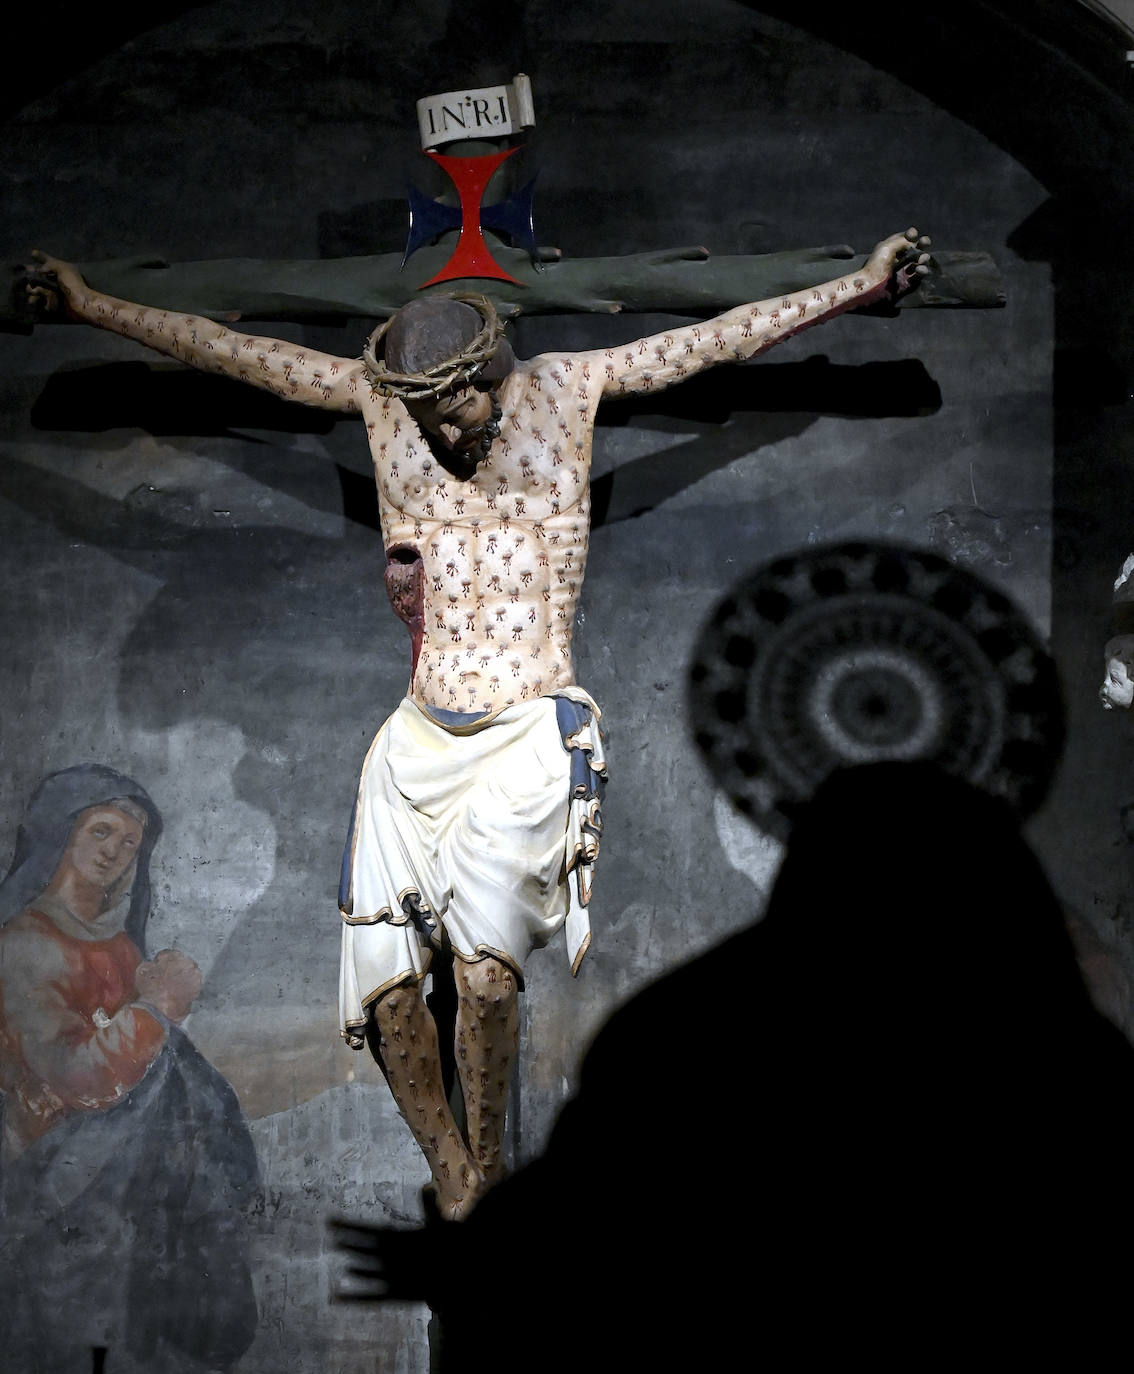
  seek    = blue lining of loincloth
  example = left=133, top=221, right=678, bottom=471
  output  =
left=554, top=697, right=607, bottom=806
left=423, top=705, right=490, bottom=727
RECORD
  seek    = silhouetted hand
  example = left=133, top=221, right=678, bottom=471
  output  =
left=330, top=1214, right=451, bottom=1304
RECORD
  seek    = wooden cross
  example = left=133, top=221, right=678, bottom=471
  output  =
left=4, top=101, right=1001, bottom=332
left=5, top=234, right=1001, bottom=333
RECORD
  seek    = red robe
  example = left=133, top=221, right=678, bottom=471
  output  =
left=0, top=899, right=164, bottom=1156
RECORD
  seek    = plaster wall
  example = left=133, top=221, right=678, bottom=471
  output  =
left=0, top=2, right=1101, bottom=1369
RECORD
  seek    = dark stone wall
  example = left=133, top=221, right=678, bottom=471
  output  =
left=0, top=2, right=1129, bottom=1369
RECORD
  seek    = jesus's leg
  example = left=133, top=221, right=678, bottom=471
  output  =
left=367, top=982, right=483, bottom=1220
left=453, top=955, right=520, bottom=1183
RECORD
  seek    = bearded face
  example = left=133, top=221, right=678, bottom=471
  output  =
left=406, top=385, right=502, bottom=464
left=404, top=384, right=497, bottom=458
left=371, top=295, right=512, bottom=469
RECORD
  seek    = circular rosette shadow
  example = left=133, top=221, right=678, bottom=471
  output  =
left=688, top=541, right=1063, bottom=837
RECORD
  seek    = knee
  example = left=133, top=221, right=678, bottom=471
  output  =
left=365, top=983, right=424, bottom=1074
left=370, top=981, right=423, bottom=1039
left=458, top=956, right=519, bottom=1011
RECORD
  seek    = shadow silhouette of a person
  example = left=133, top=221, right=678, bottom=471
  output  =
left=338, top=760, right=1134, bottom=1366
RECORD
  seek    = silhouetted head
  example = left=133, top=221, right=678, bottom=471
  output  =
left=766, top=760, right=1089, bottom=1031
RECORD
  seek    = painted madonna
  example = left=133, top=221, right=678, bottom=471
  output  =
left=0, top=765, right=260, bottom=1373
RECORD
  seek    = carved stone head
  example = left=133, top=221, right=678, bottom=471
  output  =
left=1101, top=635, right=1134, bottom=710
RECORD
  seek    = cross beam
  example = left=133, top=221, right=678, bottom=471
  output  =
left=4, top=240, right=1001, bottom=332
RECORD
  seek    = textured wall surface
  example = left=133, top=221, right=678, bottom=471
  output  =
left=0, top=2, right=1129, bottom=1370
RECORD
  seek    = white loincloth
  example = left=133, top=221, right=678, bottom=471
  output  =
left=338, top=690, right=605, bottom=1048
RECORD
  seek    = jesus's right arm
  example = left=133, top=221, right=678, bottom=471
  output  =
left=26, top=250, right=367, bottom=415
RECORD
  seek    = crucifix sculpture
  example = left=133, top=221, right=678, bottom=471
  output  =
left=18, top=78, right=983, bottom=1221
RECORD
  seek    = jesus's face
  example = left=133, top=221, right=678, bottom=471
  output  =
left=407, top=384, right=500, bottom=458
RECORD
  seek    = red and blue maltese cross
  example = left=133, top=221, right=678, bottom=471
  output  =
left=403, top=147, right=539, bottom=288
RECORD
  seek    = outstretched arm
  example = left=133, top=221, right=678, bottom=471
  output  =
left=25, top=251, right=366, bottom=414
left=590, top=229, right=931, bottom=399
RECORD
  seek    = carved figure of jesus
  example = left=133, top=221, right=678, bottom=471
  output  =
left=27, top=228, right=929, bottom=1217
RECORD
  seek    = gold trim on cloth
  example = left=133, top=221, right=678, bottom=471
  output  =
left=338, top=687, right=608, bottom=1042
left=570, top=930, right=591, bottom=978
left=409, top=700, right=507, bottom=735
left=450, top=942, right=526, bottom=990
left=339, top=885, right=435, bottom=926
left=360, top=961, right=431, bottom=1009
left=340, top=960, right=433, bottom=1048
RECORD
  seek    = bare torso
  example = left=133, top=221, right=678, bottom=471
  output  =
left=34, top=229, right=923, bottom=718
left=363, top=357, right=597, bottom=711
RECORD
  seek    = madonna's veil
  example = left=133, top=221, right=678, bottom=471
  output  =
left=0, top=763, right=162, bottom=950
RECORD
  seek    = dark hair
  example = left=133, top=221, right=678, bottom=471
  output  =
left=365, top=294, right=514, bottom=399
left=386, top=298, right=482, bottom=374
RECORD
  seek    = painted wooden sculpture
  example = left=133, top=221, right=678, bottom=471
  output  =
left=1102, top=555, right=1134, bottom=709
left=25, top=227, right=930, bottom=1218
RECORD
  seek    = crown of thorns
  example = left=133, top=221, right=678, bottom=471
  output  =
left=361, top=293, right=506, bottom=401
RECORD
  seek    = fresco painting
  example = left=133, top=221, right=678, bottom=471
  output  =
left=0, top=765, right=259, bottom=1372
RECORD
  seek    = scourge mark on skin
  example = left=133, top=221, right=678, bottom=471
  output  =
left=22, top=230, right=931, bottom=1222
